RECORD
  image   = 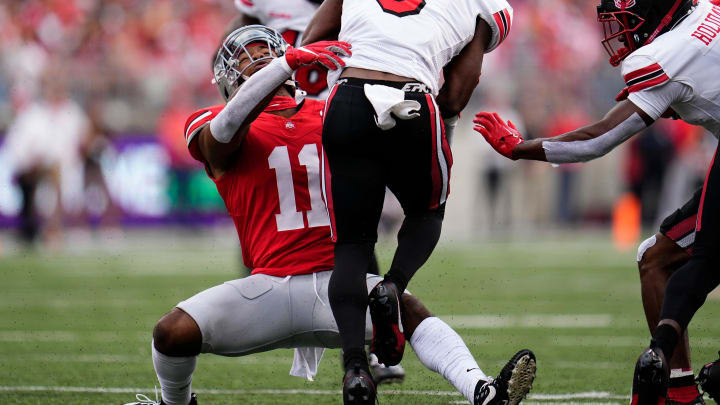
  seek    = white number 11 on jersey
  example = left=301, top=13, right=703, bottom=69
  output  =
left=268, top=144, right=330, bottom=232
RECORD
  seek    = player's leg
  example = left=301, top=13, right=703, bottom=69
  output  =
left=402, top=294, right=535, bottom=405
left=370, top=89, right=451, bottom=366
left=634, top=147, right=720, bottom=405
left=130, top=274, right=301, bottom=405
left=638, top=234, right=691, bottom=368
left=383, top=91, right=452, bottom=295
left=322, top=80, right=387, bottom=378
left=150, top=309, right=201, bottom=405
left=638, top=233, right=702, bottom=404
left=638, top=187, right=706, bottom=405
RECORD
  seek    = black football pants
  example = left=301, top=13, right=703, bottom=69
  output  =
left=322, top=78, right=452, bottom=365
left=659, top=141, right=720, bottom=333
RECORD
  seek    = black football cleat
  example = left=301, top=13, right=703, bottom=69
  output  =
left=474, top=349, right=537, bottom=405
left=342, top=364, right=377, bottom=405
left=697, top=351, right=720, bottom=402
left=631, top=348, right=669, bottom=405
left=368, top=280, right=405, bottom=366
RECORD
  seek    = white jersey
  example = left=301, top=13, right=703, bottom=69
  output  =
left=622, top=0, right=720, bottom=136
left=234, top=0, right=332, bottom=98
left=234, top=0, right=318, bottom=34
left=335, top=0, right=513, bottom=95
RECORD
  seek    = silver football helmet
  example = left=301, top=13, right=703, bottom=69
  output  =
left=213, top=25, right=289, bottom=101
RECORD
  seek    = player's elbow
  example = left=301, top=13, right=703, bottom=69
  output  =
left=436, top=95, right=469, bottom=118
left=440, top=101, right=465, bottom=118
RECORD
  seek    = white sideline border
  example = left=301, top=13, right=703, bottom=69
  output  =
left=0, top=386, right=627, bottom=400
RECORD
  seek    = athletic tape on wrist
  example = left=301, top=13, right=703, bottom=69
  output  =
left=209, top=57, right=293, bottom=143
left=443, top=115, right=459, bottom=145
left=542, top=113, right=647, bottom=164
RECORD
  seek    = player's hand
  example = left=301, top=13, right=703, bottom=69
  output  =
left=284, top=41, right=352, bottom=71
left=473, top=112, right=524, bottom=160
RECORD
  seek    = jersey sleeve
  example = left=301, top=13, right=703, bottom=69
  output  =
left=621, top=55, right=671, bottom=94
left=628, top=81, right=693, bottom=120
left=476, top=0, right=514, bottom=53
left=183, top=105, right=224, bottom=162
left=621, top=54, right=691, bottom=120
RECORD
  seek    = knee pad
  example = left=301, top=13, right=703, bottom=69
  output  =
left=637, top=235, right=658, bottom=262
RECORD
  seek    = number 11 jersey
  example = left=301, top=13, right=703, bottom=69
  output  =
left=183, top=98, right=334, bottom=277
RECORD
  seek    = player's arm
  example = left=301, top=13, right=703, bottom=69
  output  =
left=497, top=100, right=654, bottom=163
left=435, top=17, right=491, bottom=119
left=301, top=0, right=343, bottom=45
left=196, top=89, right=278, bottom=177
left=475, top=87, right=690, bottom=163
left=194, top=42, right=352, bottom=178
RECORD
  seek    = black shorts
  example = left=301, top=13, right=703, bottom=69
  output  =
left=659, top=188, right=702, bottom=254
left=321, top=78, right=453, bottom=243
left=659, top=142, right=720, bottom=261
left=691, top=143, right=719, bottom=262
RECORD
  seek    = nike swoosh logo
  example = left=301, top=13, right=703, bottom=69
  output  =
left=481, top=386, right=496, bottom=405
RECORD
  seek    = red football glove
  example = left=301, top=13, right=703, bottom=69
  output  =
left=473, top=112, right=524, bottom=160
left=284, top=41, right=352, bottom=71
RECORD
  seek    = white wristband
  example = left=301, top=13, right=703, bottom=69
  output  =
left=209, top=56, right=293, bottom=143
left=443, top=115, right=459, bottom=146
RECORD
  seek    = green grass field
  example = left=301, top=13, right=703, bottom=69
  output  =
left=1, top=232, right=718, bottom=405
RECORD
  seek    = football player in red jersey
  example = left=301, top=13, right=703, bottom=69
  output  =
left=474, top=0, right=720, bottom=404
left=124, top=25, right=535, bottom=405
left=224, top=1, right=404, bottom=382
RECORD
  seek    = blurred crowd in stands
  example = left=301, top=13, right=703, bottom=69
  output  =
left=0, top=0, right=715, bottom=248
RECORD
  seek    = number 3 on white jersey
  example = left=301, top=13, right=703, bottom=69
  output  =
left=268, top=144, right=330, bottom=231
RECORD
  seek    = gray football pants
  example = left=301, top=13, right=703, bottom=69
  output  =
left=177, top=270, right=381, bottom=356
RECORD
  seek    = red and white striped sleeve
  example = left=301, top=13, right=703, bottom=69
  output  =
left=477, top=0, right=513, bottom=53
left=620, top=54, right=691, bottom=120
left=623, top=63, right=670, bottom=94
left=183, top=105, right=224, bottom=162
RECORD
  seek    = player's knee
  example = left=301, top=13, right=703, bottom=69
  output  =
left=153, top=308, right=202, bottom=357
left=400, top=294, right=432, bottom=340
left=638, top=233, right=691, bottom=280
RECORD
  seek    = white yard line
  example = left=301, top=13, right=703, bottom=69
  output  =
left=8, top=327, right=720, bottom=349
left=0, top=385, right=627, bottom=401
left=443, top=314, right=613, bottom=329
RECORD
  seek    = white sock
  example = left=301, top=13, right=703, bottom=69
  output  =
left=410, top=317, right=487, bottom=404
left=152, top=340, right=197, bottom=405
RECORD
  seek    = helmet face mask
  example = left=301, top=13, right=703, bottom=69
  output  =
left=213, top=25, right=289, bottom=101
left=597, top=9, right=646, bottom=66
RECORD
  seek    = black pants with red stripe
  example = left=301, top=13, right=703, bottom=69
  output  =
left=658, top=142, right=720, bottom=336
left=322, top=78, right=452, bottom=364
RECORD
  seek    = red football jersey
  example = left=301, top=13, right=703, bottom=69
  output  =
left=183, top=98, right=334, bottom=277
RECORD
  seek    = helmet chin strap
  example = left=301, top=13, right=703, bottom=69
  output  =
left=644, top=0, right=684, bottom=45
